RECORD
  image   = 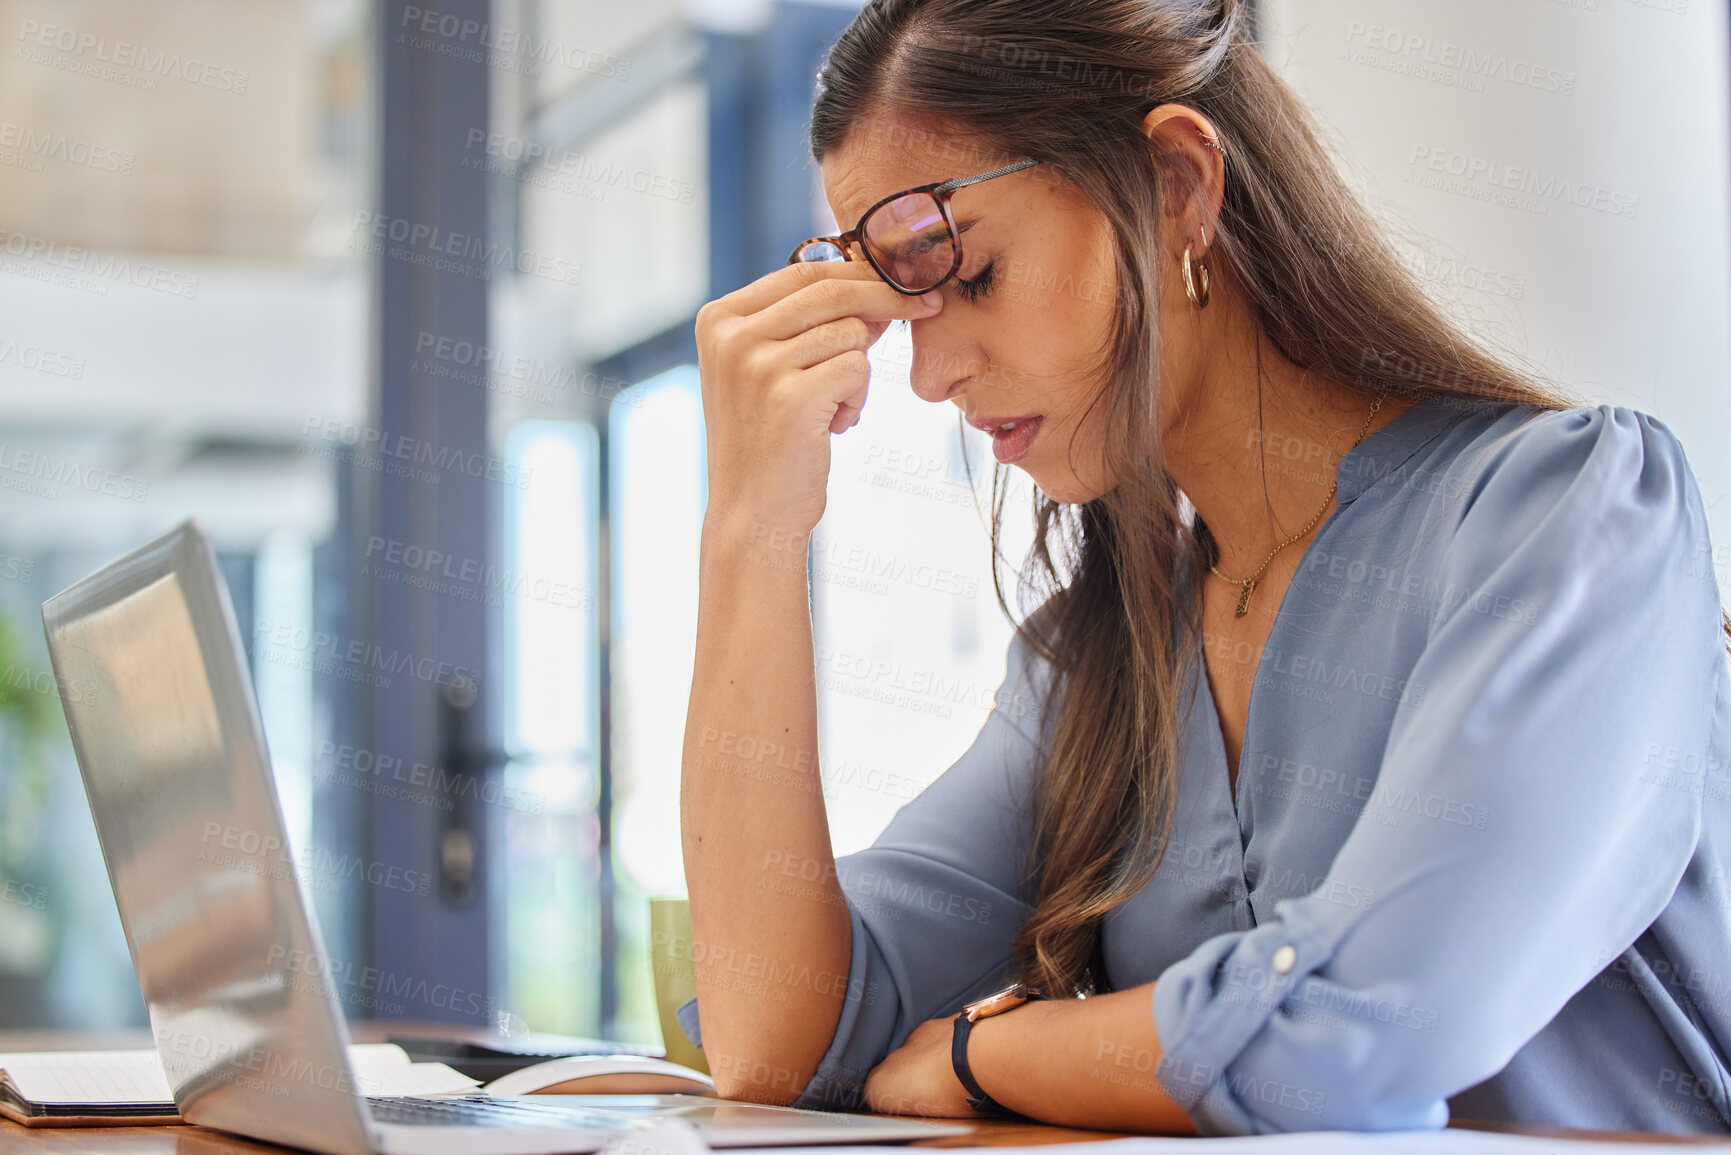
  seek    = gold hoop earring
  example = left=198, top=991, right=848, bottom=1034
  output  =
left=1182, top=242, right=1211, bottom=308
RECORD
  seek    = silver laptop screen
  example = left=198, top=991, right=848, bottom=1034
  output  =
left=43, top=521, right=372, bottom=1155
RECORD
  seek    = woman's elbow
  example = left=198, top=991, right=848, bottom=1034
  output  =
left=705, top=1047, right=813, bottom=1105
left=1172, top=1018, right=1480, bottom=1134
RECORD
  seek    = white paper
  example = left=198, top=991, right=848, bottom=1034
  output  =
left=2, top=1052, right=171, bottom=1106
left=0, top=1043, right=476, bottom=1106
left=354, top=1061, right=479, bottom=1097
left=600, top=1117, right=712, bottom=1155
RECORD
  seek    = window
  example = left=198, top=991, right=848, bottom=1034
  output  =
left=496, top=421, right=602, bottom=1033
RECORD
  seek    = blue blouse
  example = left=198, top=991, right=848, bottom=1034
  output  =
left=677, top=398, right=1731, bottom=1135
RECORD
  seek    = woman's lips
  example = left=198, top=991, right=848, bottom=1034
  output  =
left=974, top=415, right=1043, bottom=465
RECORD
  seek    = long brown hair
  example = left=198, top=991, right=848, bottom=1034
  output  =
left=809, top=0, right=1582, bottom=996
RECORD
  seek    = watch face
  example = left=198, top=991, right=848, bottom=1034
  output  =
left=964, top=984, right=1031, bottom=1021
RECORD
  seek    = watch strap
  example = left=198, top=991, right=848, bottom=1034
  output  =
left=950, top=1012, right=1025, bottom=1119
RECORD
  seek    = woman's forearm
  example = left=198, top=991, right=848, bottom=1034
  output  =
left=679, top=511, right=853, bottom=1103
left=967, top=983, right=1197, bottom=1134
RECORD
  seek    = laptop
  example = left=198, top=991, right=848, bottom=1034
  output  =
left=41, top=519, right=972, bottom=1155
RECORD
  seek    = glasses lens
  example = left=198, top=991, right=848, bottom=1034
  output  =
left=793, top=239, right=848, bottom=264
left=862, top=193, right=955, bottom=291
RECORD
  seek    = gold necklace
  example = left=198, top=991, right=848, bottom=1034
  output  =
left=1207, top=394, right=1385, bottom=618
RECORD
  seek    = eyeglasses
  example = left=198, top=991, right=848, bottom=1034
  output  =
left=788, top=158, right=1044, bottom=295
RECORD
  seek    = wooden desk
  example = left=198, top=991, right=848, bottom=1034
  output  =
left=0, top=1120, right=1135, bottom=1153
left=0, top=1026, right=1126, bottom=1151
left=3, top=1029, right=1728, bottom=1149
left=8, top=1116, right=1731, bottom=1152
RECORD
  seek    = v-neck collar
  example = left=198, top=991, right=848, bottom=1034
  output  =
left=1188, top=394, right=1470, bottom=835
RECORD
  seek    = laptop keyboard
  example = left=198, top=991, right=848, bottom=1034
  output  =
left=367, top=1094, right=638, bottom=1130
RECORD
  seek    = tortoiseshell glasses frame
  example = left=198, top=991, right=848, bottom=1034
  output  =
left=787, top=158, right=1045, bottom=295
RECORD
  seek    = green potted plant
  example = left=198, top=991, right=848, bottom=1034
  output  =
left=0, top=612, right=63, bottom=1021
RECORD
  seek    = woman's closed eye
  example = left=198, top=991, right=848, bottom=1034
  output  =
left=953, top=258, right=998, bottom=304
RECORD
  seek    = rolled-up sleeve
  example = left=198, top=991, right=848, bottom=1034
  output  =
left=679, top=623, right=1054, bottom=1111
left=1153, top=406, right=1726, bottom=1133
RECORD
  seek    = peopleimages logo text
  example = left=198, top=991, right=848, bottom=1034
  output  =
left=1343, top=21, right=1575, bottom=95
left=0, top=227, right=200, bottom=298
left=16, top=20, right=250, bottom=92
left=0, top=443, right=148, bottom=502
left=1407, top=145, right=1640, bottom=220
left=398, top=7, right=630, bottom=79
left=0, top=121, right=133, bottom=173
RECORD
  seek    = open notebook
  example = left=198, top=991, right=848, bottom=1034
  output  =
left=0, top=1043, right=478, bottom=1127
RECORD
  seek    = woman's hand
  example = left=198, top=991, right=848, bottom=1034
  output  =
left=695, top=261, right=942, bottom=541
left=862, top=1015, right=977, bottom=1118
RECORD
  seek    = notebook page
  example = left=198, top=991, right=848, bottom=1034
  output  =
left=0, top=1050, right=162, bottom=1072
left=2, top=1054, right=171, bottom=1106
left=347, top=1042, right=477, bottom=1094
left=354, top=1063, right=479, bottom=1097
left=346, top=1043, right=412, bottom=1068
left=0, top=1044, right=473, bottom=1106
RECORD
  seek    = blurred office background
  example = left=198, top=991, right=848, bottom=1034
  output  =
left=0, top=0, right=1723, bottom=1045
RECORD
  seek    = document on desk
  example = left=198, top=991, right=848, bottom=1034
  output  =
left=740, top=1129, right=1711, bottom=1155
left=0, top=1042, right=478, bottom=1127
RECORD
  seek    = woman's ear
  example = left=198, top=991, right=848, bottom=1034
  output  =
left=1140, top=103, right=1226, bottom=234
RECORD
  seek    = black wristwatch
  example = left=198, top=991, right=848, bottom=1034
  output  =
left=950, top=983, right=1046, bottom=1119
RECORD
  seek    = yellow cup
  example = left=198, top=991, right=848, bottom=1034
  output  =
left=649, top=897, right=708, bottom=1074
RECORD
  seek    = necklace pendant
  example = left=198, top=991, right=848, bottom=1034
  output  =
left=1234, top=579, right=1255, bottom=618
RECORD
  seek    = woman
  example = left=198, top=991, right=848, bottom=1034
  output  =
left=678, top=0, right=1731, bottom=1136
